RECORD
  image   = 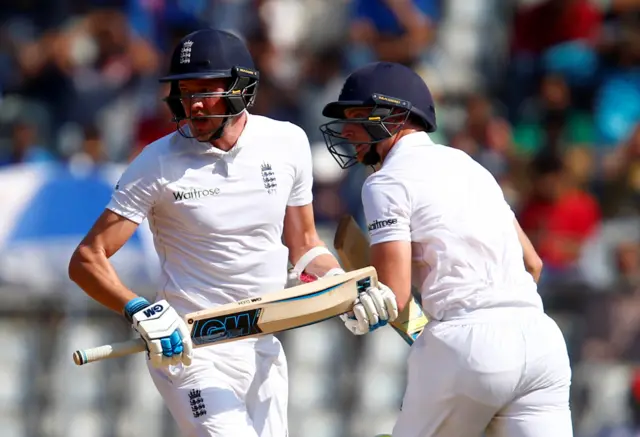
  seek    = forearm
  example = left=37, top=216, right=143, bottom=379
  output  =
left=514, top=219, right=543, bottom=283
left=301, top=252, right=342, bottom=278
left=289, top=240, right=342, bottom=278
left=375, top=36, right=424, bottom=63
left=375, top=261, right=412, bottom=313
left=371, top=241, right=412, bottom=312
left=69, top=245, right=139, bottom=314
left=376, top=1, right=432, bottom=61
left=283, top=204, right=342, bottom=279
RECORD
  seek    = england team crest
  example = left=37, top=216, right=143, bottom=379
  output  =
left=261, top=162, right=277, bottom=194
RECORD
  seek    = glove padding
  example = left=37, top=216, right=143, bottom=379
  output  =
left=340, top=282, right=399, bottom=336
left=130, top=299, right=193, bottom=368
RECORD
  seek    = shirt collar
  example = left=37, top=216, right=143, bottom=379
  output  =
left=173, top=111, right=252, bottom=159
left=382, top=131, right=434, bottom=164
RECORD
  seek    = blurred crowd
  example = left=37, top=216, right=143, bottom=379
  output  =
left=0, top=0, right=639, bottom=436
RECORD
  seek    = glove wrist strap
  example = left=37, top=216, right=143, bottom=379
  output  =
left=124, top=297, right=151, bottom=322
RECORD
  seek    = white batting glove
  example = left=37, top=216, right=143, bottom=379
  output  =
left=124, top=297, right=193, bottom=368
left=340, top=282, right=399, bottom=336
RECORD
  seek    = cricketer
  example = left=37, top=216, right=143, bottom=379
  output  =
left=68, top=29, right=398, bottom=437
left=320, top=61, right=573, bottom=437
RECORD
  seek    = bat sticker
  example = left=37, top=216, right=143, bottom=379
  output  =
left=190, top=308, right=263, bottom=345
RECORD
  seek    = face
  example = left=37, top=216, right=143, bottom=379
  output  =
left=178, top=79, right=229, bottom=141
left=342, top=107, right=376, bottom=162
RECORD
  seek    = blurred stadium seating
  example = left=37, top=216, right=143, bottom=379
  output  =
left=0, top=1, right=639, bottom=436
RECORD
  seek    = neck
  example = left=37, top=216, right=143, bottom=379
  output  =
left=380, top=128, right=420, bottom=162
left=210, top=112, right=248, bottom=151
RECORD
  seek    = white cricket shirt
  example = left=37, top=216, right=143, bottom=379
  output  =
left=362, top=132, right=543, bottom=321
left=107, top=113, right=313, bottom=315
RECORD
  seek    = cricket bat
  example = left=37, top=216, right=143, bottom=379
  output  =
left=73, top=267, right=377, bottom=366
left=333, top=215, right=427, bottom=345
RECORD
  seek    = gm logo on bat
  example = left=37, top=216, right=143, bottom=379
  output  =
left=142, top=304, right=164, bottom=317
left=189, top=309, right=263, bottom=346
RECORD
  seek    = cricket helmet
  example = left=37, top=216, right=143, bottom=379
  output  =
left=160, top=28, right=259, bottom=141
left=320, top=62, right=437, bottom=168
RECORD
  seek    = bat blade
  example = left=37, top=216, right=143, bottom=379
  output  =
left=73, top=267, right=376, bottom=365
left=333, top=215, right=428, bottom=345
left=186, top=266, right=375, bottom=346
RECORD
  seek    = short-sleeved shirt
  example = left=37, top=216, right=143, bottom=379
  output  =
left=107, top=113, right=313, bottom=315
left=361, top=132, right=543, bottom=321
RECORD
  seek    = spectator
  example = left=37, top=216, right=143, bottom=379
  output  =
left=67, top=124, right=108, bottom=168
left=580, top=242, right=640, bottom=363
left=513, top=74, right=595, bottom=156
left=512, top=0, right=602, bottom=56
left=592, top=369, right=640, bottom=437
left=593, top=25, right=640, bottom=147
left=506, top=0, right=602, bottom=121
left=450, top=94, right=515, bottom=182
left=0, top=121, right=56, bottom=166
left=600, top=123, right=640, bottom=218
left=347, top=0, right=438, bottom=69
left=132, top=82, right=175, bottom=160
left=518, top=149, right=602, bottom=278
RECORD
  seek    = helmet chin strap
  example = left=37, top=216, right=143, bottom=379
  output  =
left=195, top=110, right=239, bottom=143
left=361, top=127, right=408, bottom=167
left=202, top=116, right=231, bottom=143
left=362, top=143, right=382, bottom=166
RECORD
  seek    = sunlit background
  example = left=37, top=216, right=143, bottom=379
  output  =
left=0, top=0, right=639, bottom=436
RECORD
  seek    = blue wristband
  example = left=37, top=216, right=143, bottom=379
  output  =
left=124, top=297, right=151, bottom=322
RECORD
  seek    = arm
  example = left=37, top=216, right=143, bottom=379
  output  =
left=283, top=203, right=342, bottom=277
left=514, top=218, right=543, bottom=283
left=361, top=175, right=413, bottom=309
left=69, top=209, right=141, bottom=313
left=69, top=146, right=161, bottom=312
left=68, top=147, right=192, bottom=368
left=284, top=127, right=341, bottom=279
left=374, top=0, right=434, bottom=63
left=371, top=240, right=413, bottom=312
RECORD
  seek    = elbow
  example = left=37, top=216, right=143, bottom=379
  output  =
left=394, top=289, right=413, bottom=314
left=68, top=247, right=84, bottom=284
left=534, top=257, right=544, bottom=276
left=68, top=245, right=93, bottom=284
left=396, top=297, right=408, bottom=314
left=528, top=257, right=544, bottom=283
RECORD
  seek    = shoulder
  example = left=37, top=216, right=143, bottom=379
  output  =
left=362, top=169, right=408, bottom=199
left=125, top=132, right=179, bottom=175
left=135, top=132, right=178, bottom=162
left=249, top=114, right=310, bottom=147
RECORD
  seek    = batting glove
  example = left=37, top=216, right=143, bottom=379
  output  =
left=124, top=297, right=193, bottom=368
left=340, top=282, right=399, bottom=336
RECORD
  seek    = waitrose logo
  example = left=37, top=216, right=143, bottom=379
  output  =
left=173, top=188, right=220, bottom=201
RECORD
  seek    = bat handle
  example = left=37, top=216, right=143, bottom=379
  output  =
left=73, top=338, right=146, bottom=366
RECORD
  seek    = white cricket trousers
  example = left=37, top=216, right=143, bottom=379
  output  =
left=147, top=335, right=288, bottom=437
left=393, top=308, right=573, bottom=437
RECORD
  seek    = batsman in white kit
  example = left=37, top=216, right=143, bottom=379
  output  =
left=320, top=61, right=573, bottom=437
left=68, top=29, right=398, bottom=437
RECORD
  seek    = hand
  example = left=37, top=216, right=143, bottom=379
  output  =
left=124, top=297, right=193, bottom=368
left=340, top=282, right=399, bottom=336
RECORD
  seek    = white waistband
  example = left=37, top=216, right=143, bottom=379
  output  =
left=436, top=305, right=543, bottom=324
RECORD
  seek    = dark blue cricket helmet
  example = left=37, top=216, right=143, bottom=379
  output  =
left=160, top=28, right=259, bottom=141
left=320, top=62, right=437, bottom=168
